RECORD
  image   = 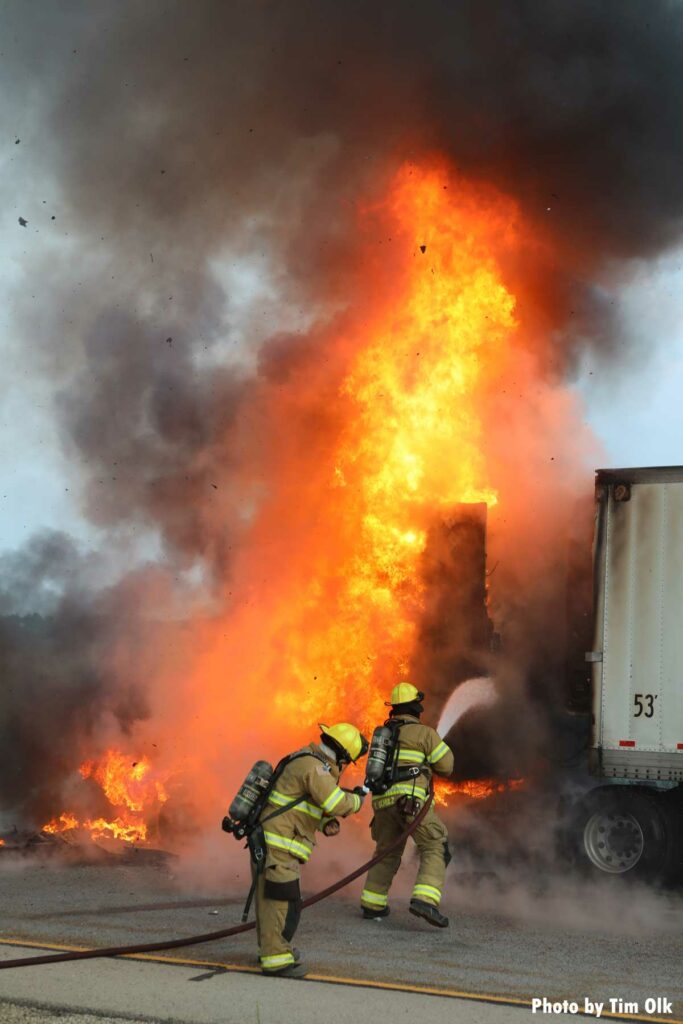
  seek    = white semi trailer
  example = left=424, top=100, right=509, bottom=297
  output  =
left=572, top=466, right=683, bottom=881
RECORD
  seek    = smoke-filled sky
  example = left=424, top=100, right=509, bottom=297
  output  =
left=2, top=0, right=683, bottom=828
left=2, top=0, right=683, bottom=554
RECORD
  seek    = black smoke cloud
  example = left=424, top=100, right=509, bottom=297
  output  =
left=8, top=0, right=683, bottom=531
left=35, top=2, right=683, bottom=258
left=2, top=1, right=683, bottom=816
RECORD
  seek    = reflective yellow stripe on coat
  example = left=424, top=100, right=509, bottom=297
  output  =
left=396, top=748, right=426, bottom=763
left=371, top=782, right=429, bottom=810
left=428, top=741, right=450, bottom=764
left=263, top=830, right=312, bottom=861
left=321, top=786, right=346, bottom=814
left=267, top=789, right=323, bottom=820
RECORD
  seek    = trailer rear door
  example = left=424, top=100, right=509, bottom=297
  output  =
left=591, top=466, right=683, bottom=780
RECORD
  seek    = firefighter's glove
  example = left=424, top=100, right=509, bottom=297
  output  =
left=351, top=785, right=367, bottom=806
left=342, top=785, right=367, bottom=809
left=322, top=818, right=340, bottom=837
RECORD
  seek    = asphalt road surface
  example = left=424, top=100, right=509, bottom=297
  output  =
left=0, top=852, right=681, bottom=1024
left=0, top=941, right=537, bottom=1024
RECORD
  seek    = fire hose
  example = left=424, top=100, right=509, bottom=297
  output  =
left=0, top=789, right=434, bottom=971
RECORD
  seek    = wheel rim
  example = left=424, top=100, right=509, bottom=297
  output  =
left=583, top=810, right=644, bottom=874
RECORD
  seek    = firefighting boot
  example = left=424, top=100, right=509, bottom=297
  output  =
left=409, top=898, right=449, bottom=928
left=266, top=961, right=308, bottom=979
left=362, top=906, right=390, bottom=920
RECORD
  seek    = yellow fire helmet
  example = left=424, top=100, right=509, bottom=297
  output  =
left=386, top=681, right=425, bottom=706
left=319, top=722, right=368, bottom=763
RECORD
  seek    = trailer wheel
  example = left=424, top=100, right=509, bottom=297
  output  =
left=571, top=786, right=679, bottom=883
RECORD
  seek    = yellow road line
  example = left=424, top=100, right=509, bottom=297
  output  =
left=0, top=936, right=680, bottom=1023
left=0, top=937, right=86, bottom=954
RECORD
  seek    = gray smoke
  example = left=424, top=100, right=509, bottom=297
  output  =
left=0, top=533, right=152, bottom=822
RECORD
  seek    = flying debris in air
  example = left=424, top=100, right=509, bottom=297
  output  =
left=18, top=217, right=27, bottom=227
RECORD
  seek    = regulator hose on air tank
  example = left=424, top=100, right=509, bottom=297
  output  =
left=0, top=789, right=434, bottom=971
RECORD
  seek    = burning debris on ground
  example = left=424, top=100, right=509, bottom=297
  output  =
left=0, top=747, right=177, bottom=866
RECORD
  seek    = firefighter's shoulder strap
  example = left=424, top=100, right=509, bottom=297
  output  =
left=384, top=716, right=404, bottom=784
left=243, top=752, right=326, bottom=874
left=386, top=715, right=408, bottom=744
left=252, top=748, right=331, bottom=832
left=256, top=749, right=328, bottom=824
left=387, top=716, right=427, bottom=785
left=247, top=750, right=319, bottom=861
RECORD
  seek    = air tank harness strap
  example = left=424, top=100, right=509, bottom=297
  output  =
left=395, top=764, right=425, bottom=782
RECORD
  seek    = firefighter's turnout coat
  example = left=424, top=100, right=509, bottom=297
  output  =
left=255, top=742, right=362, bottom=973
left=361, top=715, right=454, bottom=912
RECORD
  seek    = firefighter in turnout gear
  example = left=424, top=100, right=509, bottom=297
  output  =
left=361, top=682, right=454, bottom=927
left=255, top=723, right=368, bottom=978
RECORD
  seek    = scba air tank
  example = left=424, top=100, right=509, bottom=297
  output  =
left=365, top=725, right=394, bottom=789
left=229, top=760, right=274, bottom=822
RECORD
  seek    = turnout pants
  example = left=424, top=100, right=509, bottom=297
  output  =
left=361, top=802, right=450, bottom=911
left=254, top=851, right=303, bottom=974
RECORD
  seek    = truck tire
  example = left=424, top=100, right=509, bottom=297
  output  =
left=570, top=786, right=680, bottom=884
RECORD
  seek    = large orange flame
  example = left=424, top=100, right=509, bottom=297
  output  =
left=42, top=812, right=79, bottom=834
left=42, top=750, right=168, bottom=844
left=46, top=161, right=545, bottom=837
left=434, top=777, right=526, bottom=806
left=263, top=162, right=517, bottom=735
left=80, top=752, right=167, bottom=813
